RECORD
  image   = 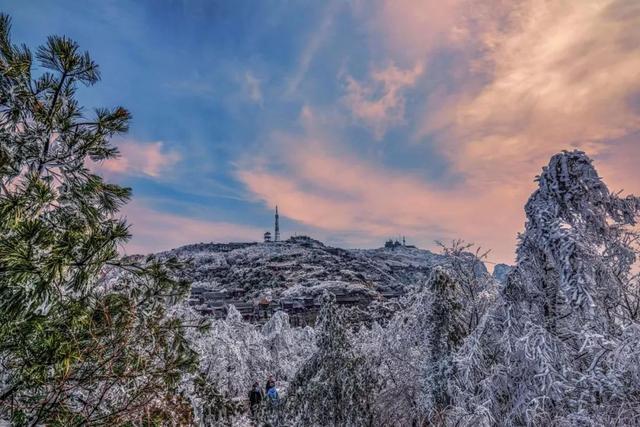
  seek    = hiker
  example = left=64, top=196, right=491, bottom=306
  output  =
left=263, top=376, right=280, bottom=426
left=248, top=381, right=263, bottom=416
left=266, top=384, right=279, bottom=402
left=265, top=376, right=276, bottom=395
left=265, top=376, right=279, bottom=404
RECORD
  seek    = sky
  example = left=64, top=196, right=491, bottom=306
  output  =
left=5, top=0, right=640, bottom=264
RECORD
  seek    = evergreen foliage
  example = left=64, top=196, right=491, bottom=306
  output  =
left=284, top=293, right=378, bottom=426
left=422, top=268, right=465, bottom=420
left=0, top=14, right=199, bottom=425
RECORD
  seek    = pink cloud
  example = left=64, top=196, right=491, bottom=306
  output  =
left=343, top=63, right=423, bottom=139
left=237, top=134, right=524, bottom=264
left=95, top=140, right=181, bottom=178
left=120, top=201, right=264, bottom=255
left=237, top=0, right=640, bottom=265
left=354, top=0, right=467, bottom=62
left=358, top=0, right=640, bottom=189
left=594, top=134, right=640, bottom=195
left=422, top=0, right=640, bottom=185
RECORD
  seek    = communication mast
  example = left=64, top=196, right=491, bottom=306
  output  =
left=274, top=205, right=280, bottom=242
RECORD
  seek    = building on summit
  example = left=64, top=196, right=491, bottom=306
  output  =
left=385, top=236, right=416, bottom=249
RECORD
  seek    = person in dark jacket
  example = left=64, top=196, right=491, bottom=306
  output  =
left=248, top=382, right=263, bottom=416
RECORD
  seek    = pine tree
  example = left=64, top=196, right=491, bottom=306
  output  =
left=358, top=243, right=492, bottom=426
left=0, top=14, right=198, bottom=425
left=422, top=268, right=466, bottom=421
left=284, top=292, right=378, bottom=427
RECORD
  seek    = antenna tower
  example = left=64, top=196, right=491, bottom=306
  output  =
left=274, top=205, right=280, bottom=242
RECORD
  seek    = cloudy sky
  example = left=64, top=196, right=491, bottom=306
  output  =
left=6, top=0, right=640, bottom=264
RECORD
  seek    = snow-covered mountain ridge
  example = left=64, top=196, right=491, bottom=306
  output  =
left=152, top=235, right=489, bottom=322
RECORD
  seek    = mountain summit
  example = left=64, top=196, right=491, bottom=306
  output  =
left=152, top=236, right=489, bottom=323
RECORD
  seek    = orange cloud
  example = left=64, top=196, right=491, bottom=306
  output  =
left=96, top=140, right=181, bottom=178
left=120, top=201, right=263, bottom=255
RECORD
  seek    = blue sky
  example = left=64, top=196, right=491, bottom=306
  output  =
left=5, top=0, right=640, bottom=264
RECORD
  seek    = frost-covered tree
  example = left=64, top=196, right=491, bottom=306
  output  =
left=356, top=292, right=428, bottom=426
left=175, top=304, right=315, bottom=425
left=363, top=261, right=487, bottom=426
left=514, top=150, right=640, bottom=329
left=261, top=310, right=316, bottom=385
left=436, top=240, right=496, bottom=337
left=0, top=15, right=198, bottom=425
left=618, top=271, right=640, bottom=323
left=189, top=371, right=243, bottom=426
left=199, top=306, right=272, bottom=398
left=284, top=293, right=378, bottom=427
left=452, top=150, right=640, bottom=425
left=422, top=268, right=466, bottom=420
left=191, top=306, right=315, bottom=401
